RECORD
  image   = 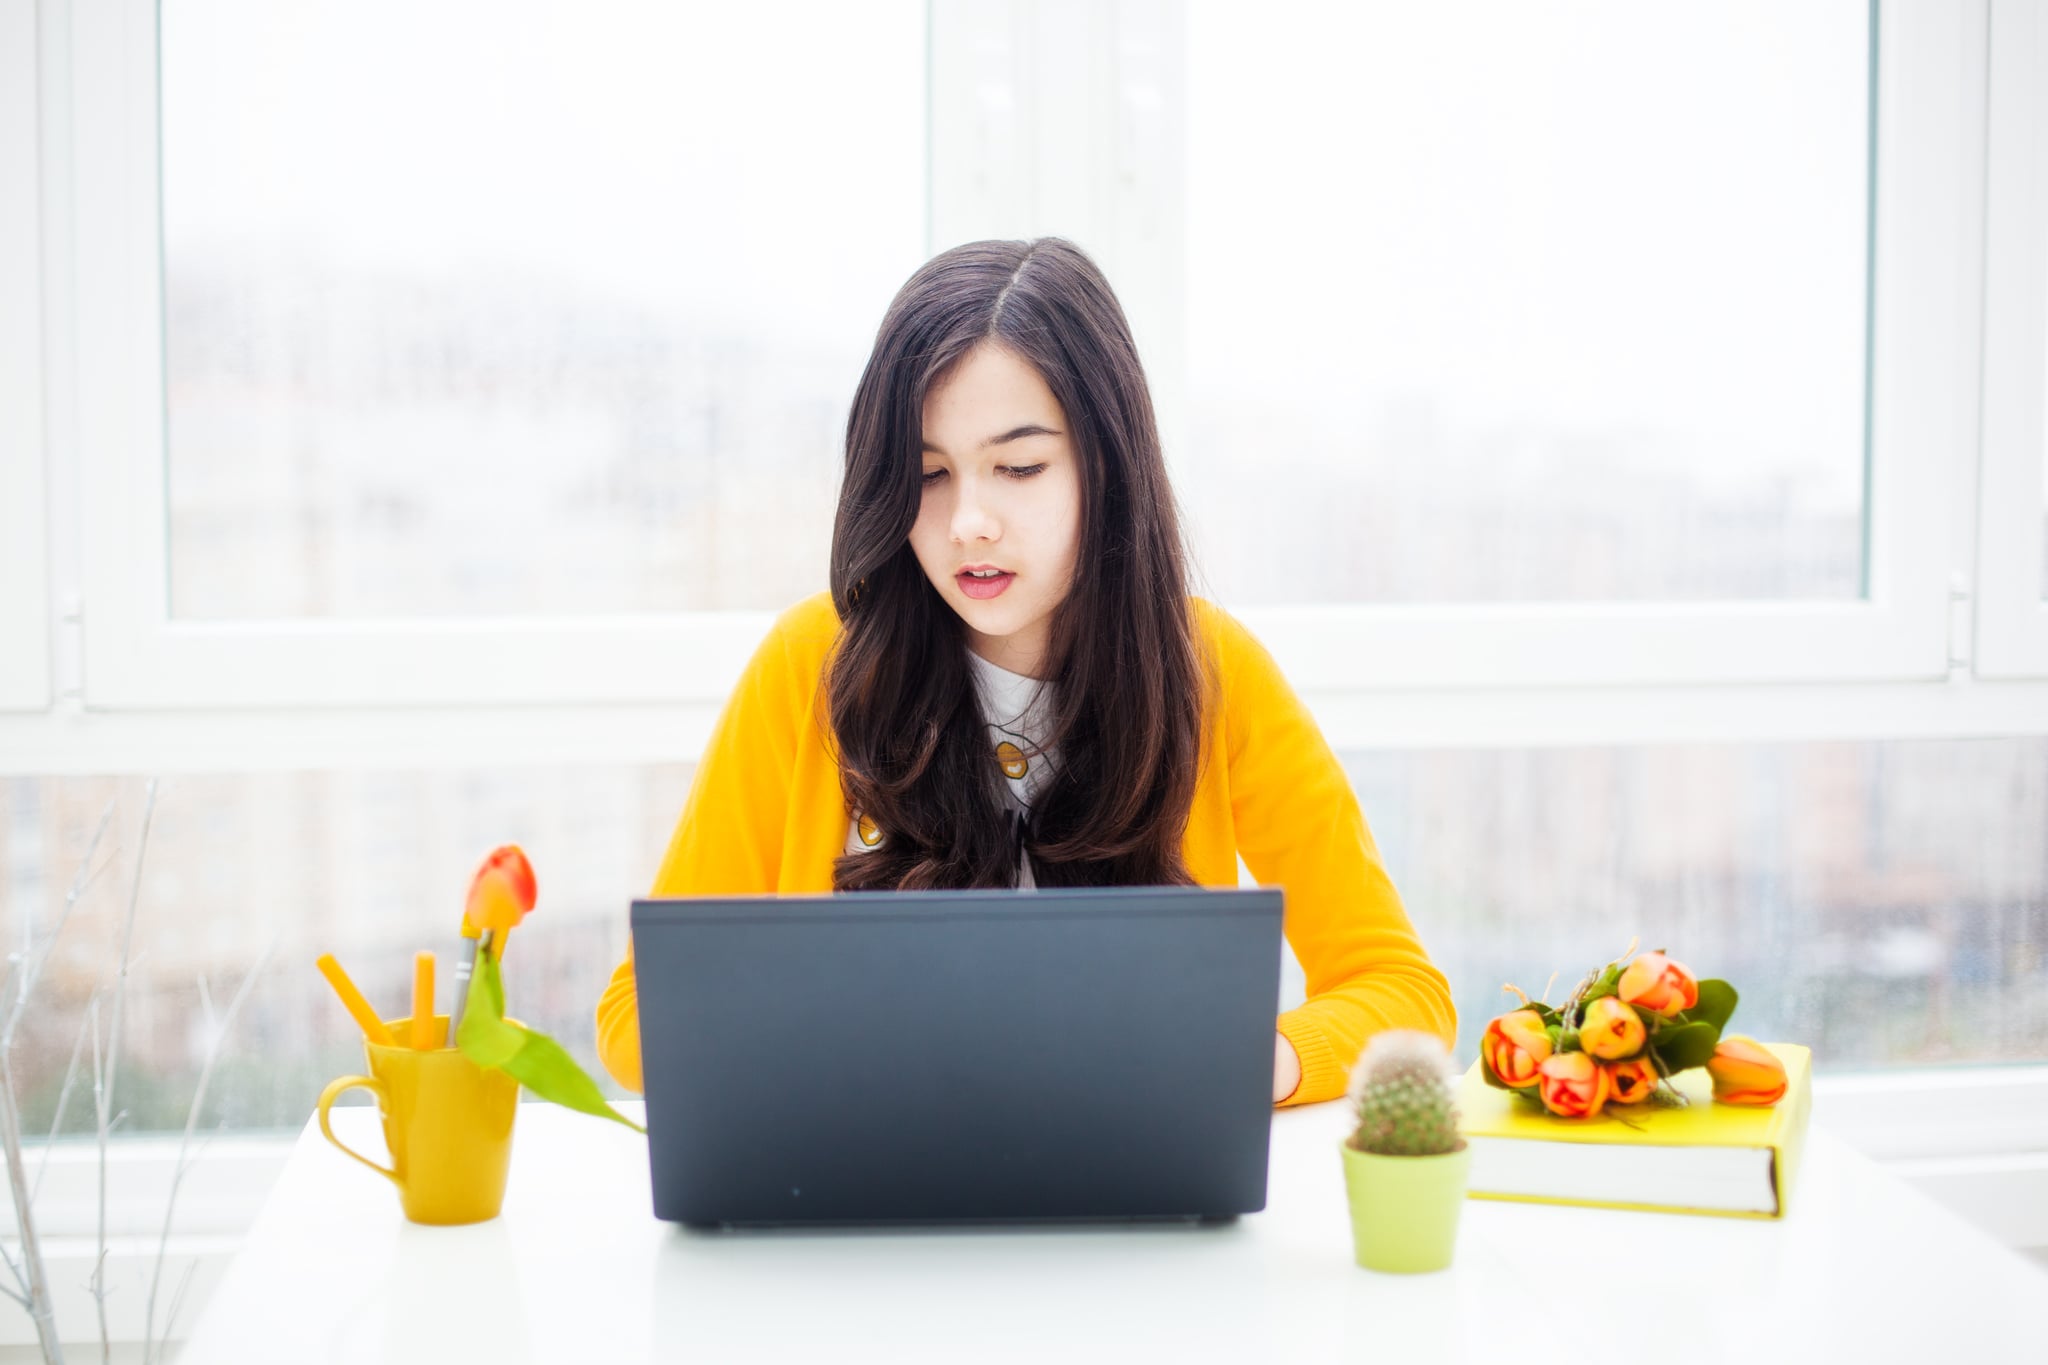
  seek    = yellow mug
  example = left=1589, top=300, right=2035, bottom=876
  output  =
left=317, top=1013, right=520, bottom=1226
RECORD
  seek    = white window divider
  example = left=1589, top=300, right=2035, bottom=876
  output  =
left=1975, top=0, right=2048, bottom=677
left=0, top=0, right=50, bottom=713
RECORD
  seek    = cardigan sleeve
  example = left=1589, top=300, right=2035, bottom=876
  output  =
left=594, top=606, right=814, bottom=1093
left=1217, top=611, right=1457, bottom=1106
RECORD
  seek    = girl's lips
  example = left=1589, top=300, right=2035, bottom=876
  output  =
left=957, top=571, right=1014, bottom=600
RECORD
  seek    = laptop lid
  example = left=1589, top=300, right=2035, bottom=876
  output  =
left=630, top=886, right=1284, bottom=1226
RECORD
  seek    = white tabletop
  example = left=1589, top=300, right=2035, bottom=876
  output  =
left=180, top=1098, right=2044, bottom=1364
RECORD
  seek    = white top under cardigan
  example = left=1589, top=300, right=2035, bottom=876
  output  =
left=842, top=649, right=1057, bottom=889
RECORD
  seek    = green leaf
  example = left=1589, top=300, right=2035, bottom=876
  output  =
left=1581, top=963, right=1623, bottom=1007
left=496, top=1030, right=645, bottom=1132
left=1528, top=1003, right=1561, bottom=1027
left=457, top=951, right=645, bottom=1133
left=1650, top=1021, right=1721, bottom=1074
left=456, top=950, right=523, bottom=1067
left=1691, top=979, right=1739, bottom=1034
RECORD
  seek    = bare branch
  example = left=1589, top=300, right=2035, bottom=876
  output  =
left=0, top=1051, right=66, bottom=1362
left=101, top=779, right=156, bottom=1112
left=0, top=798, right=113, bottom=1365
left=0, top=796, right=117, bottom=1053
left=151, top=1259, right=199, bottom=1365
left=97, top=779, right=157, bottom=1365
left=142, top=943, right=274, bottom=1360
left=0, top=1237, right=27, bottom=1300
left=32, top=992, right=98, bottom=1204
left=88, top=954, right=109, bottom=1352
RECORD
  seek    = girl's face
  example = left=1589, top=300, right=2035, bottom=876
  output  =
left=910, top=341, right=1082, bottom=679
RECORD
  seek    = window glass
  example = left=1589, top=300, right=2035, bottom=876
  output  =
left=1180, top=1, right=1872, bottom=604
left=3, top=739, right=2038, bottom=1142
left=161, top=0, right=926, bottom=619
left=1343, top=739, right=2048, bottom=1066
left=2, top=768, right=681, bottom=1134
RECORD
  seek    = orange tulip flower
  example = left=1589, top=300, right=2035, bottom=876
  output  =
left=1707, top=1037, right=1788, bottom=1105
left=1482, top=1009, right=1553, bottom=1089
left=1617, top=951, right=1699, bottom=1014
left=1537, top=1051, right=1610, bottom=1119
left=1605, top=1055, right=1660, bottom=1106
left=464, top=845, right=538, bottom=937
left=1579, top=997, right=1647, bottom=1060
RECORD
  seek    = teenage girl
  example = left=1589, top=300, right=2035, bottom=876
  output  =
left=596, top=238, right=1454, bottom=1106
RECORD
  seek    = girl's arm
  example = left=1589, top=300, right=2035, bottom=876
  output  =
left=1219, top=613, right=1457, bottom=1106
left=594, top=607, right=810, bottom=1092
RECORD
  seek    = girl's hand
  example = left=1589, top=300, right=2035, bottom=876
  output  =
left=1272, top=1032, right=1302, bottom=1104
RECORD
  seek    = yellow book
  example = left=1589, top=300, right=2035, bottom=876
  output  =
left=1459, top=1042, right=1812, bottom=1220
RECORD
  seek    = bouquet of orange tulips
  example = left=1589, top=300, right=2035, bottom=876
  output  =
left=1480, top=941, right=1789, bottom=1120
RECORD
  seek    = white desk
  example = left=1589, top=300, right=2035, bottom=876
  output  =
left=180, top=1099, right=2044, bottom=1364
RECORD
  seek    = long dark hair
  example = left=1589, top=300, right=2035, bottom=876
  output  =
left=826, top=238, right=1211, bottom=891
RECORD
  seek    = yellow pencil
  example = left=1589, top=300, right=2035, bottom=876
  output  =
left=410, top=952, right=437, bottom=1050
left=316, top=953, right=396, bottom=1048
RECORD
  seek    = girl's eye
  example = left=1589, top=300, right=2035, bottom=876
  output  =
left=919, top=464, right=1046, bottom=486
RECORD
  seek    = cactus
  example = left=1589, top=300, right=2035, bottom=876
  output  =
left=1345, top=1030, right=1463, bottom=1157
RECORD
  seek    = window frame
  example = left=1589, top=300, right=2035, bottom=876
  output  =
left=16, top=0, right=2005, bottom=717
left=0, top=0, right=50, bottom=714
left=933, top=0, right=1968, bottom=691
left=61, top=0, right=901, bottom=710
left=1975, top=0, right=2048, bottom=678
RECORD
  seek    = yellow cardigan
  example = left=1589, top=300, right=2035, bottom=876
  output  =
left=595, top=590, right=1454, bottom=1106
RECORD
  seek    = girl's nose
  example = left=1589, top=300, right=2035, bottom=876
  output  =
left=950, top=481, right=1000, bottom=543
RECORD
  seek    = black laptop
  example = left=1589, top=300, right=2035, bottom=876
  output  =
left=629, top=886, right=1285, bottom=1227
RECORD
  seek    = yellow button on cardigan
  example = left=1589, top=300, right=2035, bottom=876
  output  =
left=595, top=590, right=1455, bottom=1106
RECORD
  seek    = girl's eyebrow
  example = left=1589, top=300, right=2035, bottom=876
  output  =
left=921, top=424, right=1063, bottom=456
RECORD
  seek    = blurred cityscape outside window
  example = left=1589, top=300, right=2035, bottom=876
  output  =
left=1180, top=1, right=1870, bottom=604
left=162, top=2, right=1879, bottom=620
left=161, top=0, right=926, bottom=619
left=2, top=741, right=2041, bottom=1137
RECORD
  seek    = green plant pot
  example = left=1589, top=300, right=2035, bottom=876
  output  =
left=1339, top=1139, right=1471, bottom=1273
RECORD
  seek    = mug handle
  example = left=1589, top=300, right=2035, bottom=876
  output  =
left=317, top=1075, right=400, bottom=1186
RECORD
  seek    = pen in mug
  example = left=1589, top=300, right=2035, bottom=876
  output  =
left=410, top=951, right=437, bottom=1050
left=445, top=920, right=480, bottom=1048
left=316, top=953, right=396, bottom=1048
